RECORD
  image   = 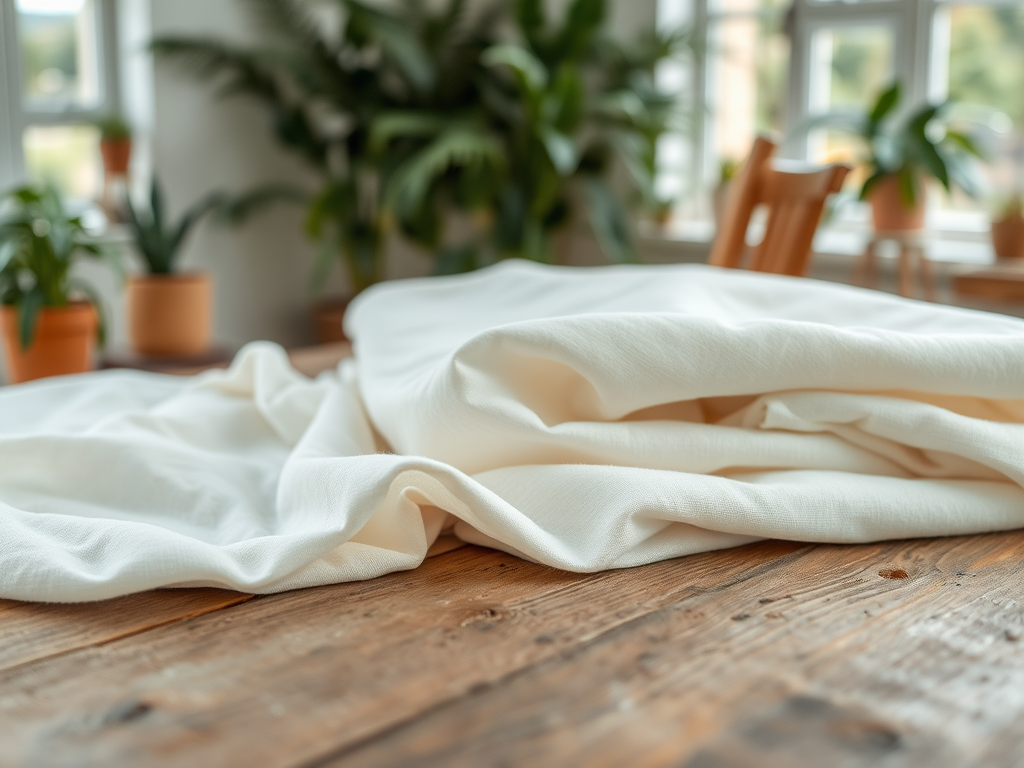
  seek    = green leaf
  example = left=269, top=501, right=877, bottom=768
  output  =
left=868, top=82, right=900, bottom=128
left=168, top=191, right=230, bottom=272
left=539, top=128, right=577, bottom=176
left=555, top=0, right=604, bottom=61
left=514, top=0, right=546, bottom=51
left=218, top=184, right=308, bottom=225
left=944, top=129, right=985, bottom=159
left=385, top=127, right=505, bottom=216
left=17, top=287, right=44, bottom=351
left=67, top=278, right=107, bottom=347
left=583, top=178, right=634, bottom=263
left=482, top=44, right=549, bottom=94
left=345, top=1, right=436, bottom=92
left=370, top=111, right=446, bottom=152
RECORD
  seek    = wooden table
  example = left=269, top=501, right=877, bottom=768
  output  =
left=3, top=348, right=1023, bottom=767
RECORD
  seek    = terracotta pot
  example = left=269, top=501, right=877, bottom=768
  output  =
left=869, top=175, right=926, bottom=233
left=127, top=273, right=212, bottom=356
left=0, top=302, right=97, bottom=384
left=100, top=138, right=132, bottom=177
left=991, top=215, right=1024, bottom=259
left=311, top=297, right=352, bottom=343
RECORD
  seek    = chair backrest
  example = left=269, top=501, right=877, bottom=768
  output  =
left=708, top=136, right=850, bottom=277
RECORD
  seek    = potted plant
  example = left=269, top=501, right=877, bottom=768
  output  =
left=96, top=114, right=132, bottom=222
left=809, top=82, right=984, bottom=232
left=0, top=185, right=117, bottom=384
left=123, top=179, right=225, bottom=356
left=991, top=194, right=1024, bottom=259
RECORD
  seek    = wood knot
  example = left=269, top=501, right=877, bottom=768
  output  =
left=460, top=605, right=511, bottom=628
left=103, top=700, right=153, bottom=725
left=878, top=568, right=909, bottom=580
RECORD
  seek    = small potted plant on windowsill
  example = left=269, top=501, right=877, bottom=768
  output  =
left=96, top=114, right=133, bottom=222
left=124, top=179, right=225, bottom=356
left=807, top=82, right=985, bottom=233
left=991, top=194, right=1024, bottom=259
left=0, top=185, right=118, bottom=384
left=96, top=114, right=132, bottom=177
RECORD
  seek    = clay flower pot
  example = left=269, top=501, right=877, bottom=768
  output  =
left=127, top=273, right=212, bottom=356
left=99, top=138, right=132, bottom=177
left=991, top=215, right=1024, bottom=260
left=869, top=174, right=926, bottom=233
left=311, top=296, right=352, bottom=343
left=0, top=302, right=97, bottom=384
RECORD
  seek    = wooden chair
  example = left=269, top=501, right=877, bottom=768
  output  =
left=709, top=136, right=850, bottom=277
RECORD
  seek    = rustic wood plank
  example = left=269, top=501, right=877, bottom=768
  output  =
left=0, top=541, right=804, bottom=767
left=334, top=531, right=1024, bottom=768
left=0, top=589, right=252, bottom=673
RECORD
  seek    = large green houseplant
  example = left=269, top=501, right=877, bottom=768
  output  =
left=154, top=0, right=691, bottom=295
left=378, top=0, right=691, bottom=270
left=0, top=185, right=117, bottom=383
left=808, top=82, right=985, bottom=231
left=153, top=0, right=504, bottom=298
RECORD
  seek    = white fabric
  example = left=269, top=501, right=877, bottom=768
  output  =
left=2, top=260, right=1023, bottom=602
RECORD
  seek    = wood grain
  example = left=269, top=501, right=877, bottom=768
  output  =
left=0, top=589, right=252, bottom=673
left=0, top=541, right=804, bottom=767
left=334, top=531, right=1024, bottom=768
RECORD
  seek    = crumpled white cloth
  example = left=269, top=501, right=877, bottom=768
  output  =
left=2, top=260, right=1023, bottom=602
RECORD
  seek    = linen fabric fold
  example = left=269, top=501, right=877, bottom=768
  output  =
left=1, top=260, right=1022, bottom=601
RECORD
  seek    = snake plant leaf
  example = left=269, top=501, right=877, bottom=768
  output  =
left=583, top=177, right=634, bottom=264
left=17, top=286, right=44, bottom=351
left=168, top=191, right=230, bottom=271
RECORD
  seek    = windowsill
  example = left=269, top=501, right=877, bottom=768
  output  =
left=639, top=215, right=999, bottom=267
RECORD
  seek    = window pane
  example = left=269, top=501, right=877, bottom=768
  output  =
left=809, top=25, right=895, bottom=113
left=23, top=124, right=101, bottom=200
left=17, top=0, right=101, bottom=108
left=707, top=14, right=790, bottom=164
left=808, top=25, right=894, bottom=167
left=947, top=4, right=1024, bottom=200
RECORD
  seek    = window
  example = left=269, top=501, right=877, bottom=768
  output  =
left=660, top=0, right=1024, bottom=226
left=0, top=0, right=120, bottom=202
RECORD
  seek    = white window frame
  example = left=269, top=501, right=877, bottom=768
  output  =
left=661, top=0, right=1024, bottom=223
left=0, top=0, right=121, bottom=192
